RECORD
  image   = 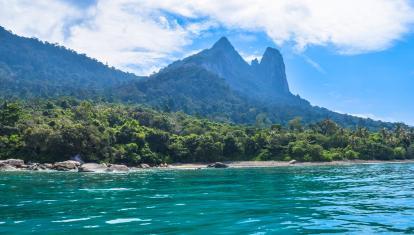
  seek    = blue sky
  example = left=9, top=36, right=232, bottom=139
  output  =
left=1, top=0, right=414, bottom=125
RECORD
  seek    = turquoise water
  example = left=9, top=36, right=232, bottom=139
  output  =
left=1, top=164, right=414, bottom=234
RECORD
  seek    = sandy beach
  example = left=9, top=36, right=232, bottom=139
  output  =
left=168, top=160, right=414, bottom=169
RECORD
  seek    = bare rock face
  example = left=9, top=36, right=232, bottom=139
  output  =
left=78, top=163, right=108, bottom=173
left=107, top=164, right=129, bottom=172
left=53, top=161, right=79, bottom=171
left=207, top=162, right=229, bottom=168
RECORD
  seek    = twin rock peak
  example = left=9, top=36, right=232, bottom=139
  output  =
left=167, top=36, right=291, bottom=101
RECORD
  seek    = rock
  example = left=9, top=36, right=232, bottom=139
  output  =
left=65, top=160, right=81, bottom=167
left=53, top=161, right=79, bottom=171
left=0, top=163, right=18, bottom=171
left=78, top=163, right=108, bottom=173
left=1, top=159, right=25, bottom=167
left=107, top=164, right=129, bottom=172
left=160, top=163, right=168, bottom=168
left=289, top=160, right=297, bottom=164
left=207, top=162, right=228, bottom=168
left=139, top=164, right=150, bottom=169
left=19, top=164, right=29, bottom=169
left=43, top=163, right=53, bottom=169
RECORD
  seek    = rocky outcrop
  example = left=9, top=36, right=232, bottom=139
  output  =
left=158, top=163, right=168, bottom=168
left=53, top=160, right=80, bottom=171
left=139, top=163, right=150, bottom=169
left=78, top=163, right=108, bottom=173
left=0, top=159, right=25, bottom=167
left=0, top=163, right=18, bottom=171
left=207, top=162, right=229, bottom=168
left=107, top=164, right=129, bottom=172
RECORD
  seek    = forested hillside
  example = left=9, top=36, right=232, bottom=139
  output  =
left=0, top=26, right=402, bottom=130
left=0, top=99, right=413, bottom=165
left=0, top=27, right=139, bottom=98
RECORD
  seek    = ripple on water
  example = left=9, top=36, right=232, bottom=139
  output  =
left=52, top=216, right=101, bottom=223
left=106, top=218, right=151, bottom=224
left=52, top=218, right=92, bottom=223
left=83, top=225, right=100, bottom=228
left=80, top=188, right=131, bottom=192
left=237, top=218, right=261, bottom=224
left=148, top=194, right=170, bottom=198
left=118, top=208, right=137, bottom=211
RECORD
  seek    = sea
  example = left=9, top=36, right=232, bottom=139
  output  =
left=1, top=163, right=414, bottom=234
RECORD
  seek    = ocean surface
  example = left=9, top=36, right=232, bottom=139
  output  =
left=1, top=163, right=414, bottom=234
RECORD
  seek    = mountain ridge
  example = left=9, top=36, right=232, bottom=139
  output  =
left=163, top=36, right=292, bottom=102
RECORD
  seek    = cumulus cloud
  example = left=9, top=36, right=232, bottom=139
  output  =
left=1, top=0, right=413, bottom=74
left=156, top=0, right=414, bottom=54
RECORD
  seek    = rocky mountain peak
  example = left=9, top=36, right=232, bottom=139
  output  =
left=211, top=37, right=234, bottom=51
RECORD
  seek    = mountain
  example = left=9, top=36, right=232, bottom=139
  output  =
left=0, top=26, right=139, bottom=98
left=164, top=37, right=292, bottom=102
left=0, top=26, right=398, bottom=130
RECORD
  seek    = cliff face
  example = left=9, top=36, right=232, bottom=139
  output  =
left=256, top=47, right=290, bottom=95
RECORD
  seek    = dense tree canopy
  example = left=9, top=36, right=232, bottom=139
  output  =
left=1, top=99, right=412, bottom=165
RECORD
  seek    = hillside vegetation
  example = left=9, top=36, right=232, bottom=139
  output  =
left=1, top=99, right=413, bottom=165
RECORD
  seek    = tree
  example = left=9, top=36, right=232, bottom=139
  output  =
left=0, top=102, right=22, bottom=126
left=288, top=117, right=303, bottom=132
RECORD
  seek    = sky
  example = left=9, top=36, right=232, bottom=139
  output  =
left=1, top=0, right=414, bottom=125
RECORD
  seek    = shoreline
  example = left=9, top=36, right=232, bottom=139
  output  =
left=1, top=159, right=414, bottom=172
left=169, top=159, right=414, bottom=169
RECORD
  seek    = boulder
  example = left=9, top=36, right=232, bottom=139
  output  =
left=78, top=163, right=108, bottom=173
left=289, top=160, right=297, bottom=165
left=43, top=163, right=53, bottom=169
left=1, top=159, right=25, bottom=167
left=27, top=163, right=48, bottom=171
left=27, top=163, right=40, bottom=171
left=65, top=160, right=81, bottom=167
left=53, top=161, right=79, bottom=171
left=207, top=162, right=229, bottom=168
left=0, top=163, right=18, bottom=171
left=107, top=164, right=129, bottom=172
left=139, top=163, right=150, bottom=169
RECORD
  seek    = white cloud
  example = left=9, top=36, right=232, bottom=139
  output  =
left=1, top=0, right=414, bottom=75
left=163, top=0, right=414, bottom=54
left=0, top=0, right=210, bottom=75
left=301, top=55, right=326, bottom=74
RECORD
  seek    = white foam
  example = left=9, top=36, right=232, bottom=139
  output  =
left=118, top=208, right=136, bottom=211
left=52, top=217, right=91, bottom=223
left=106, top=218, right=151, bottom=224
left=83, top=225, right=100, bottom=228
